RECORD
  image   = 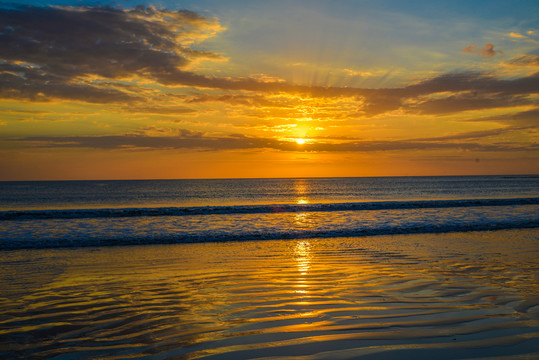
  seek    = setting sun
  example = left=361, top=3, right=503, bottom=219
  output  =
left=0, top=0, right=536, bottom=181
left=0, top=2, right=537, bottom=359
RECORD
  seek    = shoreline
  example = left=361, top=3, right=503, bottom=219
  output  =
left=1, top=229, right=538, bottom=359
left=2, top=223, right=538, bottom=250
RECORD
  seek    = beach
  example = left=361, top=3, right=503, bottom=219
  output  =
left=1, top=176, right=538, bottom=358
left=1, top=229, right=538, bottom=359
left=2, top=0, right=539, bottom=357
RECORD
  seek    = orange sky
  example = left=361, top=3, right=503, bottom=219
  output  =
left=0, top=1, right=538, bottom=180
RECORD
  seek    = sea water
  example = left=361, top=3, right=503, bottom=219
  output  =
left=0, top=176, right=538, bottom=249
left=0, top=176, right=538, bottom=359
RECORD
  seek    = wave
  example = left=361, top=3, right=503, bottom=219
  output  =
left=1, top=211, right=538, bottom=250
left=2, top=197, right=539, bottom=221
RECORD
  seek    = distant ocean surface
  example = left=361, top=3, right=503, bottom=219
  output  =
left=1, top=176, right=538, bottom=249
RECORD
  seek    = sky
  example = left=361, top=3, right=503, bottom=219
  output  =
left=0, top=0, right=538, bottom=180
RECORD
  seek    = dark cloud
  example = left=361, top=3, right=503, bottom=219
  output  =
left=461, top=43, right=503, bottom=58
left=470, top=108, right=539, bottom=126
left=0, top=63, right=136, bottom=103
left=480, top=43, right=503, bottom=58
left=396, top=72, right=539, bottom=115
left=408, top=93, right=533, bottom=115
left=254, top=71, right=539, bottom=116
left=0, top=4, right=351, bottom=102
left=12, top=134, right=289, bottom=151
left=461, top=45, right=477, bottom=54
left=404, top=72, right=539, bottom=96
left=9, top=128, right=536, bottom=153
left=0, top=4, right=223, bottom=102
left=506, top=54, right=539, bottom=68
left=0, top=4, right=537, bottom=121
left=0, top=5, right=371, bottom=102
left=271, top=71, right=539, bottom=109
left=410, top=126, right=531, bottom=142
left=129, top=127, right=205, bottom=137
left=186, top=94, right=291, bottom=108
left=0, top=5, right=221, bottom=73
left=122, top=106, right=197, bottom=115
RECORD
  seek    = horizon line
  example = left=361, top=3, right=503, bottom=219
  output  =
left=1, top=173, right=538, bottom=182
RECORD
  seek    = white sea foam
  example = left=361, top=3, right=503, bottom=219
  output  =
left=0, top=204, right=537, bottom=249
left=1, top=176, right=537, bottom=249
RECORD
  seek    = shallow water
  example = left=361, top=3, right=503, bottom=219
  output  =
left=2, top=176, right=538, bottom=250
left=1, top=229, right=538, bottom=359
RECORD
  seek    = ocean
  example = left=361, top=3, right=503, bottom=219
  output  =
left=1, top=176, right=538, bottom=359
left=1, top=175, right=538, bottom=249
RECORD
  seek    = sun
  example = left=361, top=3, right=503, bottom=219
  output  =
left=295, top=138, right=306, bottom=145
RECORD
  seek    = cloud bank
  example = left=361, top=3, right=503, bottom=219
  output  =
left=1, top=4, right=537, bottom=158
left=1, top=5, right=536, bottom=108
left=12, top=124, right=537, bottom=153
left=0, top=5, right=224, bottom=102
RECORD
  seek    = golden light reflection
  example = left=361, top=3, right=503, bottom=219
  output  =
left=294, top=178, right=307, bottom=193
left=294, top=212, right=316, bottom=230
left=294, top=178, right=310, bottom=205
left=294, top=240, right=311, bottom=276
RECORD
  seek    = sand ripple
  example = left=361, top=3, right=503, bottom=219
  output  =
left=0, top=230, right=538, bottom=359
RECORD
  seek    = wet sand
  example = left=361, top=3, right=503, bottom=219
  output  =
left=1, top=229, right=538, bottom=359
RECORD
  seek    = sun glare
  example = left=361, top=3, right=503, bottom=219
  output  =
left=295, top=138, right=306, bottom=145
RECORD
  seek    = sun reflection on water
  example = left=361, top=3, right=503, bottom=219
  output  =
left=2, top=231, right=538, bottom=359
left=293, top=178, right=310, bottom=205
left=294, top=212, right=317, bottom=230
left=294, top=240, right=311, bottom=277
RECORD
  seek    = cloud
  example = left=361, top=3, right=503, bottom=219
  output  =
left=9, top=127, right=536, bottom=153
left=461, top=43, right=503, bottom=58
left=343, top=69, right=372, bottom=77
left=470, top=108, right=539, bottom=126
left=0, top=2, right=333, bottom=102
left=461, top=45, right=477, bottom=54
left=480, top=43, right=503, bottom=58
left=407, top=92, right=533, bottom=115
left=509, top=32, right=526, bottom=39
left=11, top=133, right=289, bottom=151
left=190, top=71, right=539, bottom=117
left=0, top=4, right=224, bottom=102
left=362, top=72, right=539, bottom=116
left=410, top=126, right=531, bottom=142
left=404, top=72, right=539, bottom=97
left=0, top=63, right=137, bottom=103
left=248, top=74, right=286, bottom=83
left=129, top=126, right=205, bottom=137
left=0, top=4, right=537, bottom=122
left=122, top=106, right=197, bottom=115
left=260, top=71, right=539, bottom=117
left=186, top=94, right=290, bottom=108
left=505, top=54, right=539, bottom=68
